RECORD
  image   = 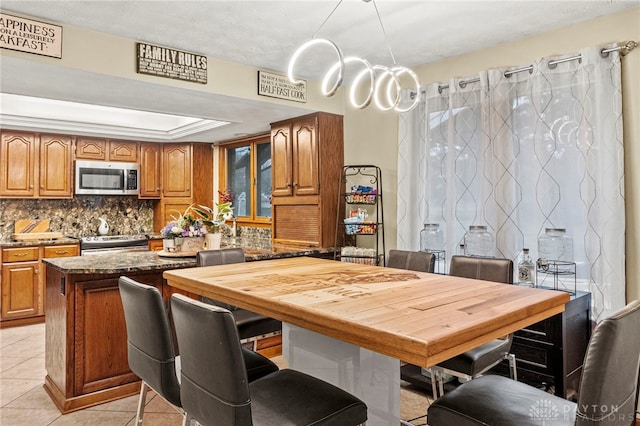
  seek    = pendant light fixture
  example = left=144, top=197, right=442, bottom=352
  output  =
left=287, top=0, right=420, bottom=112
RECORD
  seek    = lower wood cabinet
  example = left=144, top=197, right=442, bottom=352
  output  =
left=43, top=266, right=196, bottom=413
left=0, top=243, right=78, bottom=327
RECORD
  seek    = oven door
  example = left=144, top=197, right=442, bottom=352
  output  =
left=80, top=246, right=150, bottom=256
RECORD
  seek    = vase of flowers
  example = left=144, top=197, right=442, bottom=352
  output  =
left=160, top=202, right=233, bottom=253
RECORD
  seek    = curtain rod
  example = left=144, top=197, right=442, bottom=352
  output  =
left=410, top=41, right=637, bottom=98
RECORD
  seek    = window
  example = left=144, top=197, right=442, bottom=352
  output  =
left=219, top=135, right=271, bottom=224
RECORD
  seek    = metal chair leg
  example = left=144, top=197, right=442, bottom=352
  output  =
left=429, top=368, right=439, bottom=399
left=436, top=367, right=445, bottom=396
left=507, top=353, right=517, bottom=381
left=136, top=381, right=148, bottom=425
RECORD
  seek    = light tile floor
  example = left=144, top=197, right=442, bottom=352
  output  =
left=0, top=323, right=430, bottom=426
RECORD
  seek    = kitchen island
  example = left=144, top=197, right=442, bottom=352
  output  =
left=42, top=245, right=332, bottom=414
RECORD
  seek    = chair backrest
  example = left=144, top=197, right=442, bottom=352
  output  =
left=576, top=300, right=640, bottom=426
left=118, top=277, right=181, bottom=407
left=171, top=293, right=252, bottom=425
left=387, top=249, right=435, bottom=273
left=196, top=248, right=245, bottom=310
left=449, top=255, right=513, bottom=284
left=196, top=247, right=245, bottom=267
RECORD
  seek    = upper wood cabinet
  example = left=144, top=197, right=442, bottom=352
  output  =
left=39, top=134, right=74, bottom=197
left=76, top=138, right=138, bottom=162
left=0, top=130, right=73, bottom=198
left=139, top=143, right=162, bottom=198
left=270, top=112, right=344, bottom=248
left=271, top=115, right=320, bottom=198
left=162, top=143, right=192, bottom=197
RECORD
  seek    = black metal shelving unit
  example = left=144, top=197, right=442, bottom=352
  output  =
left=334, top=165, right=385, bottom=266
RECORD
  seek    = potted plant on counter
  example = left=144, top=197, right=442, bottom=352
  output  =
left=161, top=202, right=233, bottom=253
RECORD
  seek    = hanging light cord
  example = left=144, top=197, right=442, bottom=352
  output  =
left=372, top=0, right=397, bottom=65
left=312, top=0, right=344, bottom=39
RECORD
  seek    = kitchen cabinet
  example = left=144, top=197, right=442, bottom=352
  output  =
left=0, top=130, right=73, bottom=198
left=270, top=112, right=343, bottom=248
left=162, top=143, right=192, bottom=197
left=139, top=143, right=162, bottom=198
left=0, top=243, right=78, bottom=327
left=153, top=143, right=213, bottom=232
left=76, top=137, right=138, bottom=162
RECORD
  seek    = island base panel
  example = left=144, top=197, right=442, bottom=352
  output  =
left=283, top=323, right=401, bottom=426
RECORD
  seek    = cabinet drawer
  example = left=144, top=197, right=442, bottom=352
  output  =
left=517, top=315, right=560, bottom=344
left=43, top=244, right=79, bottom=258
left=511, top=340, right=554, bottom=372
left=2, top=247, right=39, bottom=262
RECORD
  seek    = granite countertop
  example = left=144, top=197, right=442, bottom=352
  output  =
left=42, top=237, right=336, bottom=274
left=0, top=237, right=80, bottom=248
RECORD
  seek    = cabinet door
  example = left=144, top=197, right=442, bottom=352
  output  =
left=0, top=130, right=37, bottom=197
left=162, top=144, right=192, bottom=197
left=39, top=134, right=73, bottom=198
left=271, top=124, right=292, bottom=197
left=139, top=143, right=162, bottom=198
left=76, top=137, right=107, bottom=160
left=108, top=140, right=138, bottom=162
left=292, top=115, right=319, bottom=196
left=1, top=261, right=40, bottom=319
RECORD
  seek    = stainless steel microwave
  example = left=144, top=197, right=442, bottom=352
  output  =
left=75, top=160, right=140, bottom=195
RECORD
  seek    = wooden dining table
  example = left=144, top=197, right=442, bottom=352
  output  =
left=163, top=256, right=570, bottom=425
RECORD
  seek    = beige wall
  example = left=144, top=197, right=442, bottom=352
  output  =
left=360, top=7, right=639, bottom=302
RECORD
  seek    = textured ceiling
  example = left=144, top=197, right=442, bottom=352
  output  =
left=1, top=0, right=638, bottom=142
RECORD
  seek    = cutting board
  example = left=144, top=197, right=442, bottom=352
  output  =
left=15, top=219, right=51, bottom=234
left=13, top=219, right=64, bottom=241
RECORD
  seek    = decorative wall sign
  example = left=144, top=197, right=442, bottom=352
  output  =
left=0, top=13, right=62, bottom=58
left=258, top=70, right=306, bottom=103
left=136, top=42, right=207, bottom=84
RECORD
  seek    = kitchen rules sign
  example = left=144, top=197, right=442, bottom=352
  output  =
left=0, top=13, right=62, bottom=58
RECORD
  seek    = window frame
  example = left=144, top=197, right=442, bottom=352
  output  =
left=218, top=133, right=272, bottom=227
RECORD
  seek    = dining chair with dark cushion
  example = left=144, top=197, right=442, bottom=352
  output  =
left=119, top=277, right=279, bottom=425
left=119, top=276, right=183, bottom=425
left=427, top=300, right=640, bottom=426
left=196, top=248, right=282, bottom=348
left=171, top=293, right=368, bottom=426
left=387, top=249, right=435, bottom=273
left=431, top=255, right=517, bottom=396
left=388, top=249, right=439, bottom=397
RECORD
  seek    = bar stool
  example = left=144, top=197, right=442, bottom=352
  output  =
left=197, top=248, right=282, bottom=350
left=431, top=255, right=517, bottom=397
left=428, top=300, right=640, bottom=425
left=171, top=294, right=368, bottom=426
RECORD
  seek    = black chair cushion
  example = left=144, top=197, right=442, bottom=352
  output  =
left=233, top=309, right=282, bottom=341
left=250, top=369, right=368, bottom=426
left=241, top=347, right=278, bottom=382
left=437, top=337, right=512, bottom=376
left=428, top=374, right=576, bottom=426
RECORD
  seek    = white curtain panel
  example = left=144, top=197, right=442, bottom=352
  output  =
left=397, top=46, right=625, bottom=320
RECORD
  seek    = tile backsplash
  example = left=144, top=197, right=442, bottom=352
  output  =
left=0, top=196, right=155, bottom=241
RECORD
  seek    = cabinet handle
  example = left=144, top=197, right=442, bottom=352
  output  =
left=14, top=253, right=28, bottom=257
left=286, top=183, right=292, bottom=187
left=55, top=250, right=68, bottom=255
left=35, top=268, right=39, bottom=274
left=293, top=182, right=298, bottom=186
left=40, top=185, right=44, bottom=189
left=29, top=184, right=34, bottom=189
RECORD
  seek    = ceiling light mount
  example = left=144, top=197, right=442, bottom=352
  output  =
left=287, top=0, right=420, bottom=112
